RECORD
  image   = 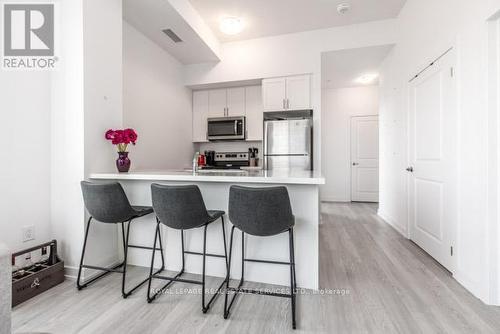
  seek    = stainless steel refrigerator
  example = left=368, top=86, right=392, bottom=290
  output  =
left=263, top=111, right=313, bottom=170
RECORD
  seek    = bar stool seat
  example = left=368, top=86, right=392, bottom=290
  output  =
left=77, top=181, right=165, bottom=299
left=131, top=206, right=154, bottom=217
left=208, top=210, right=225, bottom=220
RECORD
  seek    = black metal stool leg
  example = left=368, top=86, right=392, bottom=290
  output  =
left=157, top=224, right=165, bottom=271
left=148, top=222, right=186, bottom=303
left=77, top=217, right=124, bottom=290
left=147, top=221, right=160, bottom=302
left=224, top=227, right=245, bottom=319
left=289, top=228, right=297, bottom=330
left=201, top=224, right=208, bottom=313
left=77, top=217, right=92, bottom=290
left=121, top=220, right=130, bottom=298
left=200, top=218, right=229, bottom=313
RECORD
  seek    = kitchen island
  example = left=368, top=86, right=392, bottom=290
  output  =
left=90, top=169, right=324, bottom=290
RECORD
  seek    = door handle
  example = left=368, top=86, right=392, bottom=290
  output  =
left=406, top=166, right=414, bottom=172
left=352, top=162, right=359, bottom=166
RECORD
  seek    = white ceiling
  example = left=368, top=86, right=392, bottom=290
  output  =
left=188, top=0, right=407, bottom=42
left=123, top=0, right=220, bottom=64
left=321, top=45, right=394, bottom=89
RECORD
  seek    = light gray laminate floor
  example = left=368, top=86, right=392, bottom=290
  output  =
left=12, top=202, right=500, bottom=333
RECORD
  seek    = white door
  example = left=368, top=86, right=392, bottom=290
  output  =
left=208, top=89, right=227, bottom=117
left=192, top=90, right=208, bottom=142
left=408, top=50, right=457, bottom=272
left=286, top=75, right=311, bottom=110
left=245, top=85, right=263, bottom=141
left=351, top=116, right=379, bottom=202
left=262, top=77, right=286, bottom=111
left=226, top=87, right=245, bottom=116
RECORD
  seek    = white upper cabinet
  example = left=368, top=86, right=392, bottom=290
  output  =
left=226, top=87, right=246, bottom=117
left=192, top=85, right=262, bottom=142
left=208, top=89, right=227, bottom=118
left=192, top=90, right=209, bottom=142
left=208, top=87, right=246, bottom=118
left=286, top=75, right=311, bottom=110
left=245, top=86, right=263, bottom=141
left=262, top=77, right=287, bottom=111
left=262, top=74, right=311, bottom=111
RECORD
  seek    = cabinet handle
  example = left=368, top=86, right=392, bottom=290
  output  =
left=287, top=99, right=290, bottom=109
left=283, top=99, right=286, bottom=110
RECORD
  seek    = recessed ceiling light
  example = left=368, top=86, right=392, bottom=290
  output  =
left=337, top=3, right=351, bottom=15
left=355, top=73, right=379, bottom=85
left=220, top=17, right=244, bottom=35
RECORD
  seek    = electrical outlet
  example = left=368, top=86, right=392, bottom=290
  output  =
left=22, top=225, right=35, bottom=242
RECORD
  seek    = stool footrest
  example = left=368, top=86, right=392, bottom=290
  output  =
left=153, top=274, right=202, bottom=286
left=244, top=258, right=292, bottom=266
left=184, top=250, right=227, bottom=259
left=82, top=264, right=124, bottom=273
left=127, top=244, right=162, bottom=251
left=227, top=286, right=292, bottom=298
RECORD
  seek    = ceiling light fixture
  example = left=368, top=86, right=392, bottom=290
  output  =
left=337, top=3, right=351, bottom=15
left=355, top=73, right=379, bottom=85
left=219, top=17, right=244, bottom=35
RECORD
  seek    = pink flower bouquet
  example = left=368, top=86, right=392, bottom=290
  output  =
left=105, top=128, right=138, bottom=152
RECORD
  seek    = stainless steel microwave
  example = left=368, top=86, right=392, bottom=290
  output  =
left=207, top=117, right=246, bottom=141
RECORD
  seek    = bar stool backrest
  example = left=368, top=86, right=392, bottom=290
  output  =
left=80, top=181, right=136, bottom=223
left=151, top=184, right=211, bottom=230
left=229, top=185, right=295, bottom=236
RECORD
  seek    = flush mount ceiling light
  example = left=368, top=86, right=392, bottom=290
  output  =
left=355, top=73, right=379, bottom=85
left=337, top=3, right=351, bottom=15
left=219, top=17, right=244, bottom=35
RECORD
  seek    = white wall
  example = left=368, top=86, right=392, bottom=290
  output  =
left=81, top=0, right=124, bottom=274
left=185, top=20, right=399, bottom=173
left=378, top=0, right=500, bottom=304
left=320, top=86, right=379, bottom=202
left=50, top=0, right=85, bottom=274
left=0, top=71, right=52, bottom=253
left=52, top=0, right=125, bottom=277
left=123, top=22, right=194, bottom=170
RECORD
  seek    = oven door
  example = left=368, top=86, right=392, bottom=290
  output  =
left=207, top=117, right=245, bottom=140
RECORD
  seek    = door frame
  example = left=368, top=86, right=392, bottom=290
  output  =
left=406, top=47, right=458, bottom=274
left=349, top=114, right=379, bottom=202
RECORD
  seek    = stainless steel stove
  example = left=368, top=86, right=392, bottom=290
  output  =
left=203, top=152, right=249, bottom=170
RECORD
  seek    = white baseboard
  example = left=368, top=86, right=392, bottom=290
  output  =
left=453, top=270, right=494, bottom=305
left=65, top=255, right=121, bottom=281
left=320, top=197, right=350, bottom=203
left=377, top=209, right=408, bottom=238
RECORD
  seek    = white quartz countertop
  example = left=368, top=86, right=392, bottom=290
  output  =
left=89, top=169, right=325, bottom=185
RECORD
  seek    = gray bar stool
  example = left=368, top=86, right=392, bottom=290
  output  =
left=224, top=185, right=297, bottom=329
left=78, top=181, right=165, bottom=298
left=147, top=184, right=228, bottom=313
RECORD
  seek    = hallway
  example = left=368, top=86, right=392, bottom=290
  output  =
left=319, top=202, right=500, bottom=332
